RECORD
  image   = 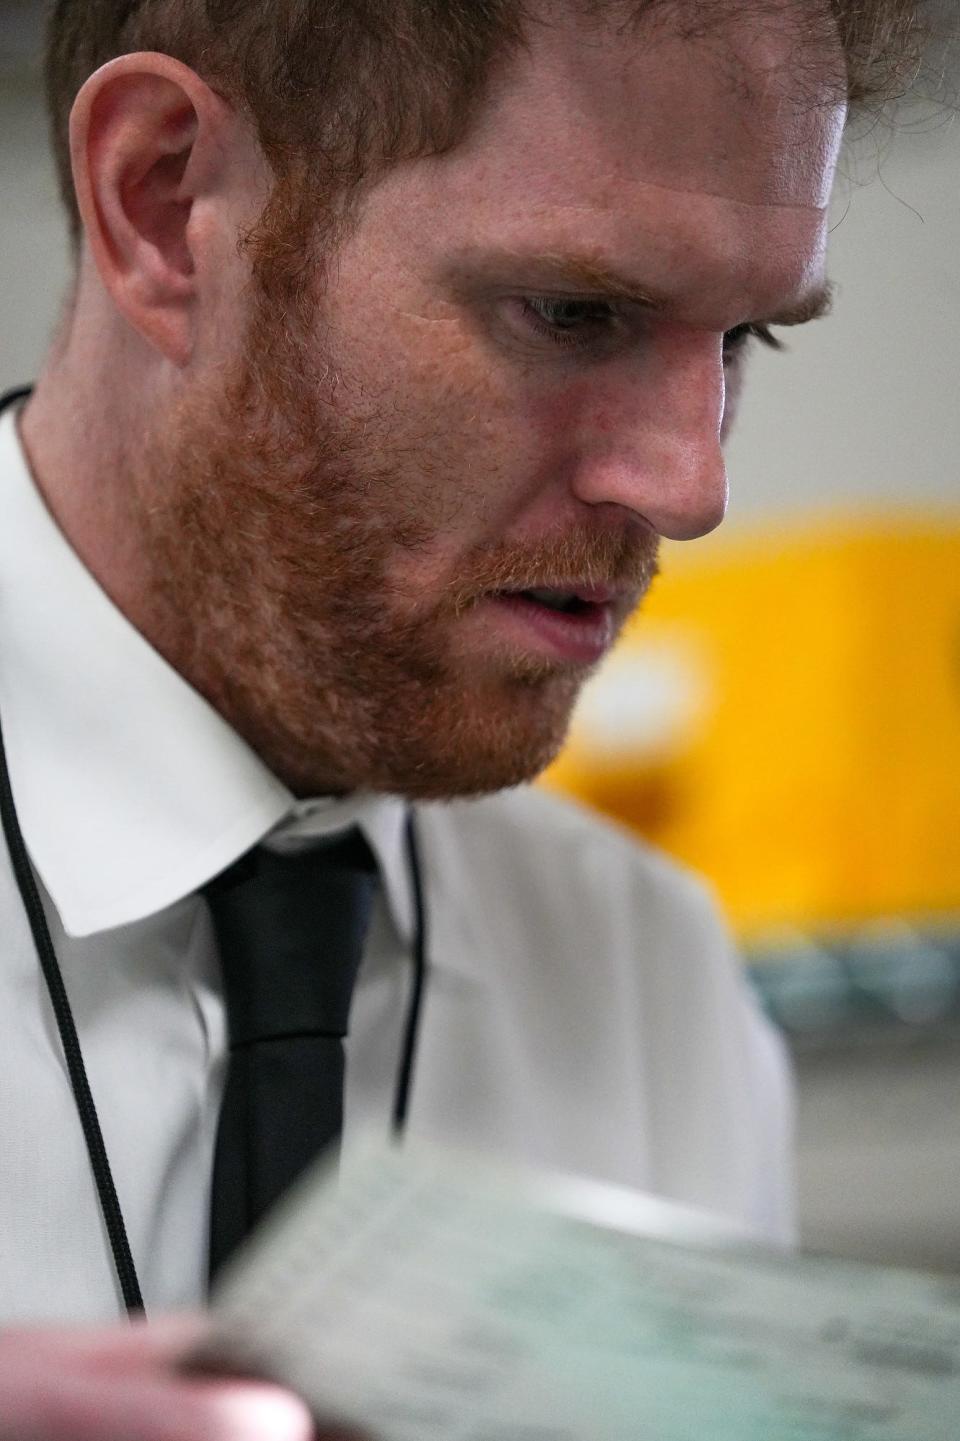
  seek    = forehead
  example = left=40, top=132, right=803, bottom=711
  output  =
left=341, top=3, right=845, bottom=325
left=461, top=2, right=847, bottom=209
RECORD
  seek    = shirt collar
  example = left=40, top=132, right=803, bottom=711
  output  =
left=0, top=403, right=412, bottom=943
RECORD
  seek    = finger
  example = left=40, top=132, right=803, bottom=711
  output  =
left=194, top=1379, right=370, bottom=1441
left=189, top=1379, right=371, bottom=1441
left=1, top=1315, right=210, bottom=1373
left=188, top=1379, right=318, bottom=1441
left=85, top=1315, right=213, bottom=1371
left=0, top=1371, right=315, bottom=1441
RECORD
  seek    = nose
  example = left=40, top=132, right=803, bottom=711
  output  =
left=567, top=332, right=728, bottom=541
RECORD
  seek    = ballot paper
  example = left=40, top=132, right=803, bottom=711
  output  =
left=196, top=1141, right=960, bottom=1441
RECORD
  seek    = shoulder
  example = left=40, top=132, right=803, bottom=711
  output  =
left=415, top=786, right=795, bottom=1244
left=415, top=783, right=789, bottom=1245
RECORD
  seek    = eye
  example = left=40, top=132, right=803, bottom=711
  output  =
left=514, top=301, right=786, bottom=360
left=519, top=296, right=622, bottom=349
left=722, top=322, right=784, bottom=360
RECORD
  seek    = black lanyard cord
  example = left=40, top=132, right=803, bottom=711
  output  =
left=0, top=383, right=144, bottom=1316
left=393, top=809, right=429, bottom=1136
left=0, top=704, right=146, bottom=1317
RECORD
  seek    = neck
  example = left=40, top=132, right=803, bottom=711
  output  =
left=19, top=304, right=180, bottom=665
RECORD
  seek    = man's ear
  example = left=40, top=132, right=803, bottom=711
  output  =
left=69, top=52, right=240, bottom=367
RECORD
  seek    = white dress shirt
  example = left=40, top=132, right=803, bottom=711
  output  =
left=0, top=401, right=794, bottom=1324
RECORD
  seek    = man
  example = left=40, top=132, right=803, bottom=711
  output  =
left=0, top=0, right=921, bottom=1435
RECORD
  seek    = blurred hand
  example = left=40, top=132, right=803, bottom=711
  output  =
left=0, top=1316, right=359, bottom=1441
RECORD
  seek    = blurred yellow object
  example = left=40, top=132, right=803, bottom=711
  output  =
left=542, top=515, right=960, bottom=939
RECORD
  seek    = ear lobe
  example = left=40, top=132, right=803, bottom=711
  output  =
left=69, top=54, right=232, bottom=368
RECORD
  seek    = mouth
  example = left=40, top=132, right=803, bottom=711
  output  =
left=479, top=583, right=627, bottom=665
left=514, top=583, right=620, bottom=612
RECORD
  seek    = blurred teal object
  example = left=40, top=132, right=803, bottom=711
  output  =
left=748, top=921, right=960, bottom=1044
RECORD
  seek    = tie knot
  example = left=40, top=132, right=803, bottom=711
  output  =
left=204, top=828, right=378, bottom=1049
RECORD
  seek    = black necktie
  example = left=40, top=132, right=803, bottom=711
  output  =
left=203, top=828, right=378, bottom=1282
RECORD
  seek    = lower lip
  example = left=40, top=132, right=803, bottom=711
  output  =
left=480, top=593, right=617, bottom=665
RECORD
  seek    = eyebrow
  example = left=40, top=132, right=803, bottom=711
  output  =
left=452, top=250, right=835, bottom=327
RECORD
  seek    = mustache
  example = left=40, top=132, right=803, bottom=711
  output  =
left=445, top=526, right=661, bottom=612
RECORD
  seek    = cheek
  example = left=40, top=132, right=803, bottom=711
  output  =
left=326, top=290, right=567, bottom=561
left=378, top=334, right=546, bottom=528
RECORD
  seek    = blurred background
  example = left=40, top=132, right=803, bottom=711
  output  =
left=2, top=1, right=958, bottom=1272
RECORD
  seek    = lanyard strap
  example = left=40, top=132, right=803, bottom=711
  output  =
left=0, top=384, right=429, bottom=1317
left=0, top=698, right=146, bottom=1315
left=395, top=809, right=428, bottom=1136
left=0, top=384, right=144, bottom=1314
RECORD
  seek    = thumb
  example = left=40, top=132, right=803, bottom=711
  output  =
left=194, top=1378, right=374, bottom=1440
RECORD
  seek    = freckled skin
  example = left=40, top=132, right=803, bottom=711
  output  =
left=27, top=0, right=846, bottom=799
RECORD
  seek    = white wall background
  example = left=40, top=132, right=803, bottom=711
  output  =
left=2, top=6, right=959, bottom=1273
left=725, top=109, right=960, bottom=527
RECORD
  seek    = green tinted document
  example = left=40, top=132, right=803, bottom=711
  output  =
left=202, top=1142, right=960, bottom=1441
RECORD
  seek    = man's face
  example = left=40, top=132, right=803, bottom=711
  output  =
left=148, top=2, right=843, bottom=798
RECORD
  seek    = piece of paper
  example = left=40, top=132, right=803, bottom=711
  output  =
left=197, top=1141, right=960, bottom=1441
